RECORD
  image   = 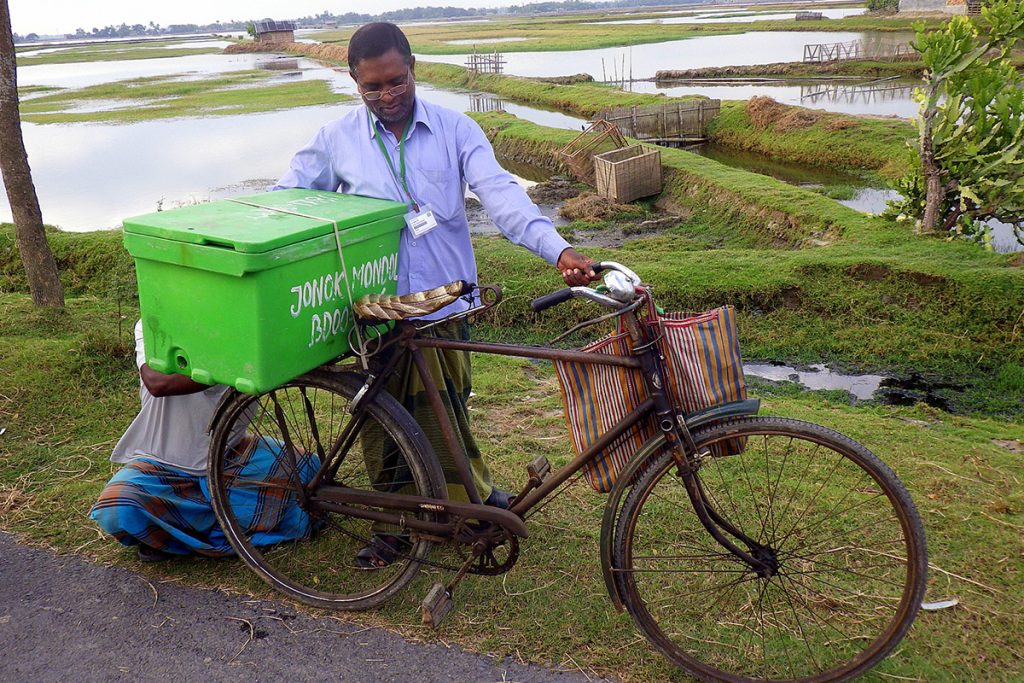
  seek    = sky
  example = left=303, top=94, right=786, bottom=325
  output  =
left=8, top=0, right=511, bottom=36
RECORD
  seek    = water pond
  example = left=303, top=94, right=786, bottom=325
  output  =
left=589, top=7, right=868, bottom=25
left=744, top=362, right=885, bottom=401
left=419, top=31, right=916, bottom=80
left=691, top=142, right=1022, bottom=252
left=4, top=53, right=584, bottom=232
left=633, top=78, right=919, bottom=119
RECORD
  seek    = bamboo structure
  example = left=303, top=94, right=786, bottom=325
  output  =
left=803, top=39, right=914, bottom=63
left=466, top=51, right=506, bottom=74
left=557, top=120, right=629, bottom=184
left=596, top=100, right=721, bottom=145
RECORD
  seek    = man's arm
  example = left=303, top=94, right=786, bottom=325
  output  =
left=139, top=365, right=210, bottom=398
left=458, top=116, right=596, bottom=286
left=271, top=126, right=340, bottom=192
left=131, top=320, right=210, bottom=397
left=556, top=247, right=596, bottom=286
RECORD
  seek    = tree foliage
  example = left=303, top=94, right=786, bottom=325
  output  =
left=866, top=0, right=899, bottom=12
left=886, top=0, right=1024, bottom=247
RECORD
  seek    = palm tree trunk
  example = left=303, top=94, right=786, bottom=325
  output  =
left=0, top=0, right=63, bottom=307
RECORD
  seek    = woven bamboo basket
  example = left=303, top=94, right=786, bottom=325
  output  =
left=556, top=120, right=628, bottom=185
left=593, top=145, right=662, bottom=203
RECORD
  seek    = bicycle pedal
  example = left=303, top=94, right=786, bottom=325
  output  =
left=527, top=455, right=551, bottom=485
left=421, top=582, right=453, bottom=628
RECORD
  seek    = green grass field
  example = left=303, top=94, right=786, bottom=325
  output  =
left=3, top=18, right=1023, bottom=679
left=18, top=71, right=351, bottom=124
left=0, top=287, right=1021, bottom=681
left=15, top=39, right=224, bottom=66
left=310, top=11, right=945, bottom=55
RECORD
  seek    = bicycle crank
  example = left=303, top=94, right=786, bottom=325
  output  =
left=421, top=583, right=453, bottom=628
left=421, top=532, right=508, bottom=627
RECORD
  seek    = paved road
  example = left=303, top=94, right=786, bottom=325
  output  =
left=0, top=533, right=612, bottom=683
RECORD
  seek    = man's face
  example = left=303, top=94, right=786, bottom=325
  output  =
left=351, top=49, right=416, bottom=126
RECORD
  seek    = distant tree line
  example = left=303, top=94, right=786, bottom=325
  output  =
left=12, top=20, right=250, bottom=42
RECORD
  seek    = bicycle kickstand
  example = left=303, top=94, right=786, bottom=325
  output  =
left=421, top=541, right=488, bottom=628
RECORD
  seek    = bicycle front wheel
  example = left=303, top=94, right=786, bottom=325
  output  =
left=209, top=369, right=445, bottom=611
left=613, top=416, right=927, bottom=682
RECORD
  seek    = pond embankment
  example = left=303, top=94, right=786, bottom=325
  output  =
left=464, top=112, right=1024, bottom=417
left=226, top=41, right=916, bottom=176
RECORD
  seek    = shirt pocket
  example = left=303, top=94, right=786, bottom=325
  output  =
left=413, top=165, right=464, bottom=222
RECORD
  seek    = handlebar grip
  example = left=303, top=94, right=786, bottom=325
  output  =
left=590, top=262, right=607, bottom=274
left=531, top=288, right=574, bottom=313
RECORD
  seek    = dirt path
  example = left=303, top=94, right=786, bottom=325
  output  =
left=0, top=532, right=612, bottom=683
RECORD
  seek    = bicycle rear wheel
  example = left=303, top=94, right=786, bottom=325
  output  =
left=613, top=416, right=927, bottom=682
left=208, top=369, right=444, bottom=611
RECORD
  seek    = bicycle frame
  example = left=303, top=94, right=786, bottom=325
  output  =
left=308, top=291, right=773, bottom=576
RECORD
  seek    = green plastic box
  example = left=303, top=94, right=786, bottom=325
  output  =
left=123, top=189, right=407, bottom=394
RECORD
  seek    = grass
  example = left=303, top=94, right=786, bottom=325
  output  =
left=308, top=12, right=947, bottom=55
left=466, top=112, right=1023, bottom=415
left=706, top=100, right=917, bottom=177
left=261, top=44, right=917, bottom=175
left=0, top=292, right=1021, bottom=681
left=15, top=40, right=223, bottom=66
left=18, top=71, right=351, bottom=124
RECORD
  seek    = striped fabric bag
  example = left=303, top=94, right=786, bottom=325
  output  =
left=654, top=307, right=747, bottom=414
left=553, top=306, right=746, bottom=492
left=553, top=332, right=656, bottom=492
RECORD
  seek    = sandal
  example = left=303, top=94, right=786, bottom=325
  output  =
left=355, top=534, right=409, bottom=570
left=136, top=544, right=176, bottom=563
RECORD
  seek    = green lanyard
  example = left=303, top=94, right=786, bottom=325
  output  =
left=369, top=110, right=418, bottom=211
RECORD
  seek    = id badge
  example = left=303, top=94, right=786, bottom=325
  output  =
left=405, top=204, right=439, bottom=238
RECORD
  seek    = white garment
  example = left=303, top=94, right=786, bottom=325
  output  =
left=110, top=320, right=230, bottom=474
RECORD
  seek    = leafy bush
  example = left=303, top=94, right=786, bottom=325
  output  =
left=867, top=0, right=899, bottom=11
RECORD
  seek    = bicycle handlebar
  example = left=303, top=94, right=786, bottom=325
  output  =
left=530, top=261, right=641, bottom=314
left=530, top=287, right=575, bottom=313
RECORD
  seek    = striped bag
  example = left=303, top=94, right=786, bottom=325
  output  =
left=553, top=306, right=746, bottom=492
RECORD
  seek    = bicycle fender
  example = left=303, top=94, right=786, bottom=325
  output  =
left=684, top=398, right=760, bottom=432
left=598, top=398, right=760, bottom=610
left=206, top=387, right=241, bottom=436
left=599, top=432, right=667, bottom=612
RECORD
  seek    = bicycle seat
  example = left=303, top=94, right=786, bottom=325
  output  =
left=352, top=281, right=474, bottom=321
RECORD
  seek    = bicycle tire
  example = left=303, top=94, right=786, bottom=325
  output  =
left=208, top=369, right=445, bottom=611
left=612, top=416, right=927, bottom=682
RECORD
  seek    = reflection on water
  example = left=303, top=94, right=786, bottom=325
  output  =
left=258, top=58, right=300, bottom=71
left=469, top=93, right=506, bottom=113
left=800, top=79, right=916, bottom=113
left=419, top=31, right=915, bottom=80
left=632, top=78, right=920, bottom=118
left=692, top=141, right=867, bottom=186
left=744, top=362, right=885, bottom=401
left=17, top=49, right=254, bottom=89
left=2, top=52, right=584, bottom=231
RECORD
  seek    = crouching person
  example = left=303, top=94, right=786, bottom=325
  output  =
left=91, top=320, right=319, bottom=562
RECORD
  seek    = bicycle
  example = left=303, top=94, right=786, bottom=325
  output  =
left=206, top=262, right=928, bottom=682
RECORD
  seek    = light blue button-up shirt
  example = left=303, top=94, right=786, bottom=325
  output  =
left=273, top=98, right=571, bottom=318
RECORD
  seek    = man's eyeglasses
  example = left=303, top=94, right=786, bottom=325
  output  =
left=360, top=71, right=412, bottom=101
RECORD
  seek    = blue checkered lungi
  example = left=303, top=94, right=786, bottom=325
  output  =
left=90, top=438, right=319, bottom=557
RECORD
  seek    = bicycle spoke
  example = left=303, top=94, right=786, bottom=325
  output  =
left=765, top=576, right=809, bottom=678
left=208, top=372, right=441, bottom=610
left=615, top=418, right=926, bottom=682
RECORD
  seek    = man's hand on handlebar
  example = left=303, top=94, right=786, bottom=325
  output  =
left=557, top=248, right=598, bottom=287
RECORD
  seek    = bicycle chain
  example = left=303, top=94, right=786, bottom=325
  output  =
left=316, top=510, right=518, bottom=574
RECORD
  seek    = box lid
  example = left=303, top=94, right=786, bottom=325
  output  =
left=122, top=189, right=407, bottom=253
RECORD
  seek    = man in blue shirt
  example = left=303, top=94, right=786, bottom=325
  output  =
left=274, top=22, right=595, bottom=568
